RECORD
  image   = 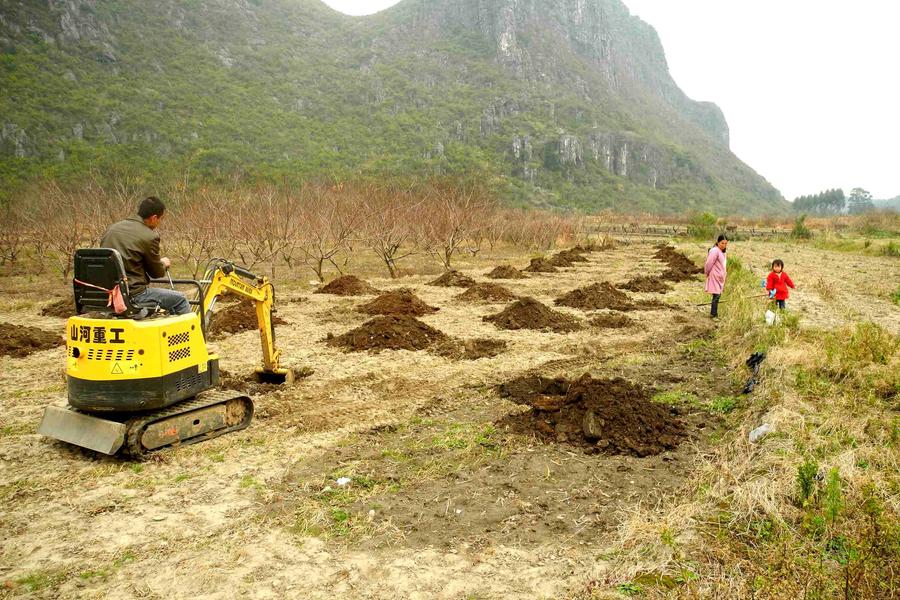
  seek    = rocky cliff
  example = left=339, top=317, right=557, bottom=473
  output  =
left=0, top=0, right=787, bottom=213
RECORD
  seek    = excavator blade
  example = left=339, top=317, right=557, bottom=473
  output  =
left=253, top=368, right=294, bottom=385
left=38, top=405, right=127, bottom=455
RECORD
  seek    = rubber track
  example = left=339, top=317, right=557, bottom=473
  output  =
left=124, top=389, right=253, bottom=458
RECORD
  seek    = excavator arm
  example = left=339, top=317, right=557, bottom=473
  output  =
left=198, top=260, right=291, bottom=383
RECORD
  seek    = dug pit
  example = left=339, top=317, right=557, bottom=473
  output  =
left=484, top=297, right=582, bottom=332
left=0, top=323, right=63, bottom=358
left=498, top=374, right=685, bottom=456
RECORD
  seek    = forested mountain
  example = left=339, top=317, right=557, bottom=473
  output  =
left=0, top=0, right=787, bottom=213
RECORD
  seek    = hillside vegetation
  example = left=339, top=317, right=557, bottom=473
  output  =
left=0, top=0, right=786, bottom=213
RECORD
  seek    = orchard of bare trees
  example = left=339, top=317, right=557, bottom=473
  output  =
left=0, top=177, right=584, bottom=282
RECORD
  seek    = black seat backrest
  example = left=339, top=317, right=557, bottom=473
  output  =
left=73, top=248, right=131, bottom=315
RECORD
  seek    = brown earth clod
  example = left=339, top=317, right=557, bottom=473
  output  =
left=315, top=275, right=380, bottom=296
left=498, top=374, right=685, bottom=456
left=555, top=282, right=635, bottom=312
left=618, top=276, right=673, bottom=294
left=428, top=270, right=476, bottom=288
left=484, top=297, right=582, bottom=332
left=41, top=298, right=76, bottom=318
left=523, top=258, right=558, bottom=273
left=209, top=298, right=287, bottom=340
left=357, top=289, right=438, bottom=317
left=326, top=315, right=449, bottom=353
left=485, top=265, right=528, bottom=280
left=654, top=246, right=702, bottom=282
left=0, top=323, right=64, bottom=358
left=455, top=283, right=518, bottom=303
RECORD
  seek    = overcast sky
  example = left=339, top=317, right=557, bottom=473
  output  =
left=320, top=0, right=900, bottom=201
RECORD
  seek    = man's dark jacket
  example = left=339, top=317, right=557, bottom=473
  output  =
left=99, top=215, right=166, bottom=295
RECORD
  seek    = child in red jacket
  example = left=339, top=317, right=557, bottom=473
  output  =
left=766, top=259, right=795, bottom=310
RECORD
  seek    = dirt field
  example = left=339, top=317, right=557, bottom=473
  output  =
left=0, top=240, right=894, bottom=599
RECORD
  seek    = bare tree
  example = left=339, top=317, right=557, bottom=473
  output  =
left=361, top=183, right=423, bottom=278
left=421, top=181, right=490, bottom=271
left=296, top=184, right=363, bottom=282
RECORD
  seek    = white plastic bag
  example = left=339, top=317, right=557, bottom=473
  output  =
left=765, top=310, right=776, bottom=326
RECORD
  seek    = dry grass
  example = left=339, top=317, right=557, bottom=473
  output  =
left=581, top=243, right=899, bottom=599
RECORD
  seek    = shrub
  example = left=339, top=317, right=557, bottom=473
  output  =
left=687, top=211, right=717, bottom=240
left=791, top=215, right=812, bottom=239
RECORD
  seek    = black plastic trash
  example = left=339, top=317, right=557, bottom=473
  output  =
left=742, top=352, right=766, bottom=394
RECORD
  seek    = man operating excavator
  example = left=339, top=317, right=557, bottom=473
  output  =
left=99, top=196, right=191, bottom=315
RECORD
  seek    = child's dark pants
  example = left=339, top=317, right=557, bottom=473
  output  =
left=776, top=299, right=786, bottom=310
left=711, top=294, right=721, bottom=317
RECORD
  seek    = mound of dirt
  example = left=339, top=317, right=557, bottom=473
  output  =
left=555, top=249, right=589, bottom=263
left=498, top=374, right=684, bottom=456
left=523, top=258, right=558, bottom=273
left=209, top=298, right=287, bottom=340
left=428, top=270, right=476, bottom=288
left=326, top=315, right=448, bottom=353
left=590, top=313, right=634, bottom=329
left=0, top=323, right=63, bottom=358
left=485, top=265, right=527, bottom=279
left=484, top=297, right=582, bottom=332
left=654, top=246, right=702, bottom=282
left=434, top=337, right=507, bottom=360
left=618, top=276, right=673, bottom=294
left=555, top=282, right=635, bottom=312
left=547, top=253, right=574, bottom=267
left=315, top=275, right=379, bottom=296
left=357, top=289, right=438, bottom=317
left=41, top=298, right=76, bottom=318
left=455, top=283, right=518, bottom=303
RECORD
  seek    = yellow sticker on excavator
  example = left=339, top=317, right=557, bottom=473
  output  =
left=111, top=362, right=123, bottom=375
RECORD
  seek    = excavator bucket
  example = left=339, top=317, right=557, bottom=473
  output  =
left=253, top=368, right=294, bottom=385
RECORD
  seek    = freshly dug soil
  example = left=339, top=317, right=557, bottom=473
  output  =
left=555, top=282, right=635, bottom=312
left=484, top=297, right=582, bottom=332
left=209, top=298, right=287, bottom=340
left=485, top=265, right=527, bottom=279
left=41, top=298, right=76, bottom=318
left=218, top=367, right=312, bottom=396
left=590, top=313, right=634, bottom=329
left=618, top=276, right=673, bottom=294
left=523, top=258, right=558, bottom=273
left=326, top=315, right=448, bottom=353
left=433, top=337, right=507, bottom=360
left=0, top=323, right=63, bottom=358
left=498, top=374, right=685, bottom=456
left=547, top=253, right=574, bottom=267
left=654, top=246, right=702, bottom=282
left=315, top=275, right=379, bottom=296
left=555, top=249, right=590, bottom=263
left=357, top=290, right=438, bottom=317
left=428, top=270, right=476, bottom=288
left=455, top=283, right=518, bottom=303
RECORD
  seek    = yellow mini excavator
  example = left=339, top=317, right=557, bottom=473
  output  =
left=38, top=250, right=293, bottom=457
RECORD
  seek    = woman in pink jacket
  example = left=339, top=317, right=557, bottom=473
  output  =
left=704, top=234, right=728, bottom=319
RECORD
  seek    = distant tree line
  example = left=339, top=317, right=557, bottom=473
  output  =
left=793, top=187, right=876, bottom=215
left=793, top=189, right=845, bottom=214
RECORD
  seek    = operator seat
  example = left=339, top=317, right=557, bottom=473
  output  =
left=72, top=248, right=160, bottom=317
